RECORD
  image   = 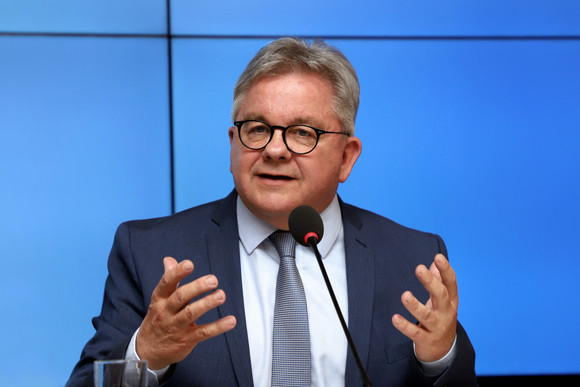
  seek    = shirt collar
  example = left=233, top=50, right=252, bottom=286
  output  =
left=236, top=195, right=343, bottom=258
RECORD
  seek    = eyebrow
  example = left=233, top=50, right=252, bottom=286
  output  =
left=240, top=113, right=326, bottom=130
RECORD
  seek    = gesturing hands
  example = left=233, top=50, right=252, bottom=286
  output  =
left=136, top=257, right=237, bottom=370
left=392, top=254, right=458, bottom=362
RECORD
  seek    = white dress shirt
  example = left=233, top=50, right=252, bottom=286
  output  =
left=237, top=195, right=349, bottom=387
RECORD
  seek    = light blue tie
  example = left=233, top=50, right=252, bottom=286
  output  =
left=270, top=230, right=311, bottom=387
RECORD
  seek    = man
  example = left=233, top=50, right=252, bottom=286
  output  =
left=67, top=37, right=476, bottom=386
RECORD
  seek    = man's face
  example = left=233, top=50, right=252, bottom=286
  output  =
left=229, top=71, right=362, bottom=229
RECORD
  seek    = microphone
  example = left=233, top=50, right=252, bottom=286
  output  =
left=288, top=206, right=372, bottom=387
left=288, top=205, right=324, bottom=246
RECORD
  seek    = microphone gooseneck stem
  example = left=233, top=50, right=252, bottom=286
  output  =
left=307, top=237, right=372, bottom=387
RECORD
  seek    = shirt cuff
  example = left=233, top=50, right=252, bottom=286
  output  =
left=413, top=334, right=458, bottom=376
left=125, top=327, right=170, bottom=386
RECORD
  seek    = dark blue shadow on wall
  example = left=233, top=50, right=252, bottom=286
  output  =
left=478, top=374, right=579, bottom=386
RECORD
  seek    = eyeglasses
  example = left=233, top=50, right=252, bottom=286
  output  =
left=234, top=120, right=349, bottom=155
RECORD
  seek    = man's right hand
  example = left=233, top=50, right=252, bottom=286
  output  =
left=136, top=257, right=237, bottom=370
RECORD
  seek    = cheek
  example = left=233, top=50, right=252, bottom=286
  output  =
left=230, top=146, right=256, bottom=179
left=299, top=153, right=342, bottom=186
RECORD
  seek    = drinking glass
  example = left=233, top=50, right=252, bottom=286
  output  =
left=93, top=359, right=148, bottom=387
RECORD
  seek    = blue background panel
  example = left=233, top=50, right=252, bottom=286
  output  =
left=172, top=38, right=580, bottom=375
left=0, top=36, right=171, bottom=386
left=0, top=0, right=166, bottom=34
left=171, top=0, right=580, bottom=36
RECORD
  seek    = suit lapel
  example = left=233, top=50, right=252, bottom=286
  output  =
left=340, top=201, right=375, bottom=386
left=206, top=191, right=254, bottom=386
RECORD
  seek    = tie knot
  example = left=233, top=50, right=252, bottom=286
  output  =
left=269, top=230, right=296, bottom=259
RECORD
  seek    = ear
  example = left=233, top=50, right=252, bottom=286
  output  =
left=229, top=126, right=236, bottom=174
left=339, top=136, right=362, bottom=183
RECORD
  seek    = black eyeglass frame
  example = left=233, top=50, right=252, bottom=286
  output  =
left=233, top=119, right=350, bottom=155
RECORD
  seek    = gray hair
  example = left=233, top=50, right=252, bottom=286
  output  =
left=231, top=37, right=360, bottom=135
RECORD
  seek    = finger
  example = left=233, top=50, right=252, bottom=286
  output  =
left=401, top=291, right=434, bottom=328
left=391, top=314, right=425, bottom=343
left=154, top=258, right=195, bottom=300
left=428, top=261, right=442, bottom=282
left=174, top=288, right=227, bottom=326
left=415, top=264, right=448, bottom=311
left=434, top=254, right=458, bottom=302
left=167, top=274, right=220, bottom=314
left=189, top=315, right=237, bottom=344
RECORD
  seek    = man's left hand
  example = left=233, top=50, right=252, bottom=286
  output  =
left=392, top=253, right=458, bottom=362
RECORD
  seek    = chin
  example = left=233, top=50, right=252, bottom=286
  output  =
left=249, top=194, right=299, bottom=221
left=257, top=199, right=296, bottom=217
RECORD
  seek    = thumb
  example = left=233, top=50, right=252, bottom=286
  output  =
left=163, top=256, right=179, bottom=272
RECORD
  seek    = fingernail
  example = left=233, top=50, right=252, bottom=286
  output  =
left=214, top=290, right=225, bottom=301
left=225, top=316, right=236, bottom=328
left=206, top=275, right=218, bottom=286
left=182, top=261, right=193, bottom=271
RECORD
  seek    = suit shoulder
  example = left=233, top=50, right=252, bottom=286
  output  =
left=119, top=195, right=233, bottom=235
left=340, top=201, right=447, bottom=254
left=341, top=202, right=434, bottom=236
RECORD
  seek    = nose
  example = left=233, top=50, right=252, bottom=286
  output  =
left=262, top=128, right=291, bottom=160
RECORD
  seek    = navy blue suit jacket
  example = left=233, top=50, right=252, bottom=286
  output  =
left=67, top=191, right=476, bottom=386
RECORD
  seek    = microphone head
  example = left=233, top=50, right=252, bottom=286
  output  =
left=288, top=205, right=324, bottom=246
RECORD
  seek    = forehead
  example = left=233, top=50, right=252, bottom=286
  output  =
left=238, top=72, right=338, bottom=129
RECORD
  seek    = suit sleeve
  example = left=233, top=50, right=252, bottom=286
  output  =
left=407, top=322, right=477, bottom=386
left=65, top=222, right=149, bottom=387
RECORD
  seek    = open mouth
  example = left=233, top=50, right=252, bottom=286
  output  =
left=259, top=174, right=292, bottom=180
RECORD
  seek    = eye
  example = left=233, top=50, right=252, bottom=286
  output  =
left=244, top=122, right=270, bottom=136
left=253, top=124, right=268, bottom=133
left=287, top=126, right=316, bottom=141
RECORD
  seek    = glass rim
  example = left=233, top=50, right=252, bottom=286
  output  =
left=234, top=119, right=348, bottom=155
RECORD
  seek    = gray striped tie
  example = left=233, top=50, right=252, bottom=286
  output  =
left=269, top=230, right=311, bottom=386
